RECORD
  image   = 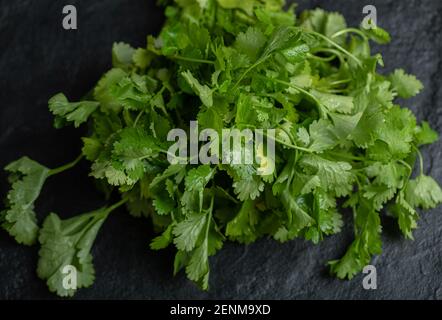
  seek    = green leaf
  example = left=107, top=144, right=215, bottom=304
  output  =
left=362, top=26, right=391, bottom=44
left=185, top=240, right=210, bottom=290
left=112, top=42, right=136, bottom=70
left=150, top=224, right=174, bottom=250
left=113, top=127, right=162, bottom=175
left=37, top=207, right=111, bottom=297
left=307, top=119, right=338, bottom=152
left=2, top=157, right=50, bottom=245
left=81, top=137, right=102, bottom=162
left=311, top=90, right=354, bottom=114
left=234, top=27, right=267, bottom=61
left=389, top=69, right=424, bottom=98
left=415, top=121, right=439, bottom=145
left=300, top=155, right=354, bottom=196
left=389, top=191, right=419, bottom=240
left=49, top=94, right=99, bottom=127
left=280, top=190, right=314, bottom=232
left=217, top=0, right=256, bottom=15
left=406, top=175, right=442, bottom=209
left=225, top=199, right=258, bottom=243
left=93, top=68, right=128, bottom=112
left=329, top=199, right=381, bottom=279
left=182, top=70, right=213, bottom=107
left=173, top=212, right=208, bottom=252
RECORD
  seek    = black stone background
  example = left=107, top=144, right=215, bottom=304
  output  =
left=0, top=0, right=441, bottom=299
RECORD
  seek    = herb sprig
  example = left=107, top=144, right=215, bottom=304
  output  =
left=2, top=0, right=441, bottom=296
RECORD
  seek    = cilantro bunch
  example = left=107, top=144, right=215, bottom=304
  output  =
left=2, top=0, right=442, bottom=297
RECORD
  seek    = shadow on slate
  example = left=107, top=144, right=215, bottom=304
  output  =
left=0, top=0, right=441, bottom=299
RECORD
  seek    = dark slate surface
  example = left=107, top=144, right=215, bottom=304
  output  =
left=0, top=0, right=441, bottom=300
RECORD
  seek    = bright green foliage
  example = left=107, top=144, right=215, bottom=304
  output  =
left=37, top=206, right=114, bottom=297
left=1, top=157, right=50, bottom=245
left=2, top=0, right=441, bottom=296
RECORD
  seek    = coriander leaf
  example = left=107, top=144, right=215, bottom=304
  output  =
left=112, top=127, right=163, bottom=180
left=415, top=121, right=439, bottom=145
left=150, top=224, right=174, bottom=250
left=389, top=191, right=419, bottom=240
left=81, top=137, right=102, bottom=162
left=93, top=68, right=128, bottom=112
left=49, top=94, right=99, bottom=128
left=389, top=69, right=424, bottom=98
left=362, top=26, right=391, bottom=44
left=186, top=240, right=210, bottom=289
left=300, top=155, right=354, bottom=196
left=225, top=199, right=258, bottom=244
left=311, top=90, right=354, bottom=114
left=406, top=175, right=442, bottom=209
left=216, top=0, right=256, bottom=16
left=234, top=27, right=267, bottom=61
left=112, top=42, right=136, bottom=70
left=37, top=207, right=111, bottom=297
left=329, top=198, right=381, bottom=279
left=280, top=190, right=314, bottom=233
left=182, top=70, right=213, bottom=107
left=1, top=157, right=50, bottom=245
left=228, top=165, right=265, bottom=201
left=173, top=212, right=208, bottom=252
left=307, top=119, right=338, bottom=152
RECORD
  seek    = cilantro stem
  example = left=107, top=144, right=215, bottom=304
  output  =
left=271, top=78, right=328, bottom=119
left=307, top=53, right=337, bottom=62
left=412, top=145, right=425, bottom=176
left=397, top=159, right=413, bottom=175
left=205, top=195, right=215, bottom=239
left=233, top=56, right=271, bottom=90
left=311, top=48, right=345, bottom=66
left=171, top=55, right=215, bottom=65
left=310, top=31, right=362, bottom=66
left=329, top=79, right=351, bottom=86
left=133, top=111, right=144, bottom=127
left=331, top=28, right=368, bottom=40
left=268, top=134, right=313, bottom=153
left=239, top=123, right=313, bottom=153
left=48, top=155, right=83, bottom=177
left=107, top=198, right=129, bottom=214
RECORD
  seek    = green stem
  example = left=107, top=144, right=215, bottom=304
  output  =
left=329, top=79, right=351, bottom=86
left=412, top=145, right=424, bottom=176
left=311, top=48, right=345, bottom=66
left=307, top=53, right=336, bottom=62
left=310, top=31, right=362, bottom=66
left=205, top=195, right=215, bottom=239
left=107, top=198, right=129, bottom=214
left=268, top=134, right=313, bottom=153
left=133, top=111, right=144, bottom=127
left=397, top=159, right=413, bottom=173
left=234, top=56, right=271, bottom=90
left=271, top=78, right=328, bottom=119
left=277, top=124, right=296, bottom=145
left=48, top=155, right=84, bottom=177
left=172, top=55, right=215, bottom=65
left=331, top=28, right=368, bottom=40
left=155, top=87, right=169, bottom=118
left=237, top=122, right=313, bottom=153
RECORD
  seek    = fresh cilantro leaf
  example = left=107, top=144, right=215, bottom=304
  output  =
left=415, top=121, right=439, bottom=145
left=49, top=94, right=99, bottom=127
left=1, top=157, right=50, bottom=245
left=389, top=69, right=424, bottom=98
left=37, top=206, right=113, bottom=297
left=406, top=175, right=442, bottom=209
